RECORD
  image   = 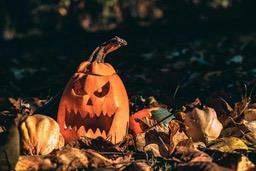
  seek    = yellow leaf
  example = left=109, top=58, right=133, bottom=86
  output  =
left=209, top=137, right=248, bottom=152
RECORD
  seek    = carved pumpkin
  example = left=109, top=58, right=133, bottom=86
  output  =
left=20, top=114, right=64, bottom=155
left=57, top=37, right=129, bottom=144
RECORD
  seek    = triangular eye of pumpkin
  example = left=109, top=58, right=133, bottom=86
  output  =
left=94, top=82, right=110, bottom=97
left=73, top=78, right=87, bottom=96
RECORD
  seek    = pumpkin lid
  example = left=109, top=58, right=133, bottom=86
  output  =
left=77, top=36, right=127, bottom=76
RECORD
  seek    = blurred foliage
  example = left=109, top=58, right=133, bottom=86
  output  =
left=1, top=0, right=253, bottom=40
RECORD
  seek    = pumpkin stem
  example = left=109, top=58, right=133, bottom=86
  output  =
left=88, top=46, right=100, bottom=63
left=88, top=36, right=127, bottom=63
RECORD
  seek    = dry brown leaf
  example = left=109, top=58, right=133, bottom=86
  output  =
left=178, top=107, right=223, bottom=142
left=169, top=120, right=189, bottom=154
left=15, top=156, right=42, bottom=171
left=8, top=97, right=46, bottom=115
left=176, top=139, right=196, bottom=150
left=237, top=155, right=256, bottom=171
left=244, top=108, right=256, bottom=122
left=84, top=149, right=132, bottom=169
left=56, top=147, right=89, bottom=170
left=174, top=146, right=212, bottom=163
left=219, top=96, right=251, bottom=128
left=8, top=98, right=21, bottom=111
left=177, top=111, right=202, bottom=141
left=176, top=161, right=232, bottom=171
left=221, top=126, right=243, bottom=138
left=185, top=98, right=202, bottom=109
left=135, top=129, right=170, bottom=158
left=244, top=132, right=256, bottom=144
left=112, top=153, right=133, bottom=169
left=232, top=97, right=250, bottom=119
left=144, top=144, right=162, bottom=157
left=193, top=107, right=223, bottom=141
left=15, top=156, right=54, bottom=171
left=240, top=120, right=256, bottom=144
left=84, top=149, right=114, bottom=167
left=206, top=97, right=233, bottom=126
left=214, top=153, right=255, bottom=171
left=124, top=161, right=152, bottom=171
left=242, top=120, right=256, bottom=133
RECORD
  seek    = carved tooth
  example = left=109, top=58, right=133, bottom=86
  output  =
left=107, top=112, right=112, bottom=117
left=68, top=126, right=72, bottom=130
left=67, top=107, right=71, bottom=114
left=96, top=110, right=101, bottom=117
left=78, top=126, right=86, bottom=137
left=66, top=107, right=69, bottom=114
left=95, top=128, right=101, bottom=138
left=81, top=110, right=86, bottom=118
left=94, top=107, right=102, bottom=117
left=80, top=109, right=86, bottom=118
left=102, top=130, right=107, bottom=139
left=73, top=107, right=78, bottom=115
left=64, top=122, right=67, bottom=129
left=102, top=110, right=107, bottom=116
left=73, top=126, right=77, bottom=131
left=86, top=129, right=94, bottom=139
left=102, top=107, right=107, bottom=116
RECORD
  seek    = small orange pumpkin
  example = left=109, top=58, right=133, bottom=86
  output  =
left=129, top=108, right=159, bottom=135
left=57, top=37, right=129, bottom=144
left=20, top=114, right=64, bottom=155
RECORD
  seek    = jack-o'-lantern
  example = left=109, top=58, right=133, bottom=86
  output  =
left=57, top=36, right=129, bottom=144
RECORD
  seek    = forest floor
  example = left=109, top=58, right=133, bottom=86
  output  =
left=1, top=29, right=256, bottom=170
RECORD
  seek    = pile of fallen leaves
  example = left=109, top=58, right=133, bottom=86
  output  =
left=1, top=94, right=256, bottom=171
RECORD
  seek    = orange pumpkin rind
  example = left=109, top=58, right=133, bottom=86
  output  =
left=57, top=37, right=129, bottom=144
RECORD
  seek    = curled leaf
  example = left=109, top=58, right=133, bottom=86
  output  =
left=169, top=120, right=188, bottom=154
left=135, top=130, right=170, bottom=158
left=15, top=156, right=53, bottom=171
left=206, top=96, right=233, bottom=126
left=208, top=137, right=248, bottom=152
left=242, top=120, right=256, bottom=133
left=56, top=147, right=88, bottom=169
left=124, top=161, right=151, bottom=171
left=20, top=114, right=64, bottom=155
left=144, top=144, right=162, bottom=157
left=244, top=108, right=256, bottom=122
left=179, top=107, right=223, bottom=142
left=176, top=161, right=231, bottom=171
left=174, top=146, right=212, bottom=163
left=237, top=155, right=256, bottom=171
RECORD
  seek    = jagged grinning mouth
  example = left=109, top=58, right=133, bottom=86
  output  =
left=64, top=108, right=115, bottom=137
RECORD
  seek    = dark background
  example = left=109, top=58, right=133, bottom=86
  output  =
left=1, top=0, right=256, bottom=107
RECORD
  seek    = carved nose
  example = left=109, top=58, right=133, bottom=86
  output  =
left=87, top=98, right=93, bottom=105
